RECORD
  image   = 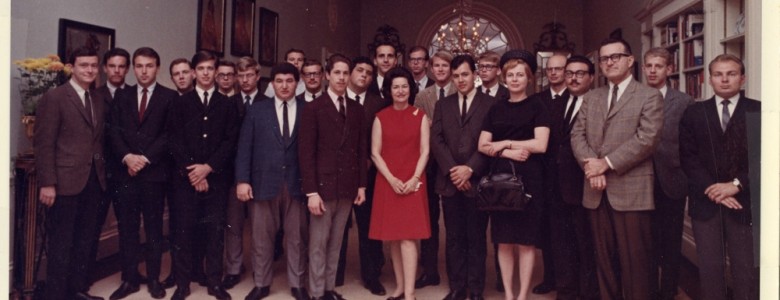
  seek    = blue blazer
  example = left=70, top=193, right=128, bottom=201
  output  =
left=235, top=96, right=305, bottom=201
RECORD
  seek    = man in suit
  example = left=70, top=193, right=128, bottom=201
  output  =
left=170, top=58, right=195, bottom=95
left=679, top=54, right=760, bottom=300
left=35, top=47, right=106, bottom=300
left=264, top=48, right=306, bottom=97
left=166, top=51, right=239, bottom=300
left=407, top=45, right=434, bottom=90
left=216, top=60, right=237, bottom=97
left=477, top=51, right=508, bottom=100
left=570, top=38, right=663, bottom=300
left=235, top=62, right=310, bottom=300
left=222, top=56, right=263, bottom=290
left=368, top=42, right=398, bottom=99
left=642, top=47, right=694, bottom=300
left=299, top=54, right=367, bottom=300
left=431, top=55, right=495, bottom=300
left=344, top=56, right=389, bottom=295
left=545, top=55, right=599, bottom=300
left=297, top=59, right=325, bottom=102
left=413, top=50, right=454, bottom=290
left=107, top=47, right=176, bottom=300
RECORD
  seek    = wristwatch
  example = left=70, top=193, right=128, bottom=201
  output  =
left=732, top=178, right=743, bottom=192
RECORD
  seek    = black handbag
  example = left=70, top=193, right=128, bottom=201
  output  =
left=476, top=159, right=532, bottom=211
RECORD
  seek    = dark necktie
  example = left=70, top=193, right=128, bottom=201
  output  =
left=564, top=96, right=579, bottom=125
left=139, top=88, right=148, bottom=121
left=282, top=101, right=290, bottom=143
left=310, top=93, right=315, bottom=101
left=609, top=85, right=619, bottom=113
left=203, top=91, right=209, bottom=107
left=338, top=96, right=346, bottom=118
left=417, top=81, right=422, bottom=89
left=245, top=95, right=251, bottom=107
left=439, top=87, right=445, bottom=100
left=355, top=95, right=361, bottom=106
left=553, top=93, right=560, bottom=100
left=461, top=95, right=468, bottom=123
left=721, top=99, right=731, bottom=132
left=84, top=91, right=94, bottom=125
left=485, top=87, right=491, bottom=96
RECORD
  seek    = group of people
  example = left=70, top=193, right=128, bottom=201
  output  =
left=34, top=34, right=758, bottom=300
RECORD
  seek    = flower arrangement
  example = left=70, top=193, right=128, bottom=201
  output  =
left=14, top=54, right=71, bottom=115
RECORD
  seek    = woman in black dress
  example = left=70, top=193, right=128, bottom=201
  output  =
left=478, top=50, right=550, bottom=300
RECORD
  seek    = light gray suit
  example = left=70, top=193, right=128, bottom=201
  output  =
left=570, top=77, right=663, bottom=300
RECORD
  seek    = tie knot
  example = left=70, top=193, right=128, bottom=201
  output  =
left=282, top=100, right=288, bottom=107
left=142, top=88, right=148, bottom=94
left=338, top=96, right=344, bottom=103
left=85, top=91, right=90, bottom=98
left=612, top=85, right=619, bottom=93
left=722, top=99, right=731, bottom=106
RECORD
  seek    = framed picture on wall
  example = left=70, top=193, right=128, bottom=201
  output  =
left=258, top=7, right=278, bottom=66
left=231, top=0, right=255, bottom=57
left=197, top=0, right=226, bottom=56
left=58, top=19, right=115, bottom=85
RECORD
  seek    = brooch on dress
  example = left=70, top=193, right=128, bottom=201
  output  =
left=413, top=108, right=419, bottom=116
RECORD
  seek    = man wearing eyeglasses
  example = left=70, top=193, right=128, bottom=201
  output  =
left=477, top=51, right=508, bottom=101
left=407, top=46, right=434, bottom=90
left=296, top=59, right=325, bottom=102
left=570, top=38, right=663, bottom=300
left=546, top=55, right=600, bottom=300
left=216, top=60, right=237, bottom=97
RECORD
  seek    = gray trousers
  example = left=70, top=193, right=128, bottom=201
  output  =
left=249, top=185, right=309, bottom=288
left=225, top=185, right=246, bottom=275
left=308, top=197, right=353, bottom=297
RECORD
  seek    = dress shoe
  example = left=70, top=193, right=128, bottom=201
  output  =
left=208, top=285, right=232, bottom=300
left=193, top=272, right=208, bottom=287
left=364, top=279, right=386, bottom=295
left=222, top=274, right=242, bottom=289
left=162, top=274, right=176, bottom=289
left=441, top=289, right=467, bottom=300
left=468, top=293, right=485, bottom=300
left=147, top=280, right=166, bottom=299
left=75, top=292, right=104, bottom=300
left=109, top=281, right=139, bottom=300
left=325, top=290, right=347, bottom=300
left=244, top=286, right=270, bottom=300
left=290, top=287, right=310, bottom=300
left=386, top=294, right=404, bottom=300
left=171, top=286, right=190, bottom=300
left=532, top=282, right=555, bottom=294
left=414, top=274, right=441, bottom=289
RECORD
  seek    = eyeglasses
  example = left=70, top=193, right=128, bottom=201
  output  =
left=478, top=64, right=497, bottom=71
left=302, top=71, right=322, bottom=78
left=598, top=53, right=630, bottom=64
left=236, top=73, right=257, bottom=80
left=408, top=57, right=427, bottom=63
left=545, top=66, right=564, bottom=73
left=216, top=73, right=235, bottom=80
left=564, top=70, right=590, bottom=79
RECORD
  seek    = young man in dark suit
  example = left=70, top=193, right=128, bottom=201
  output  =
left=477, top=51, right=509, bottom=100
left=642, top=47, right=694, bottom=300
left=679, top=54, right=760, bottom=300
left=407, top=45, right=434, bottom=90
left=368, top=42, right=399, bottom=100
left=170, top=58, right=195, bottom=95
left=235, top=62, right=310, bottom=300
left=166, top=51, right=240, bottom=300
left=35, top=47, right=106, bottom=300
left=545, top=55, right=599, bottom=300
left=108, top=47, right=176, bottom=300
left=299, top=54, right=367, bottom=300
left=297, top=59, right=326, bottom=102
left=430, top=55, right=495, bottom=300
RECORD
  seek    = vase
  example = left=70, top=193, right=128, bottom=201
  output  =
left=21, top=115, right=35, bottom=157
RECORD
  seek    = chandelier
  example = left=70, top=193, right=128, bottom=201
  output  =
left=434, top=0, right=489, bottom=56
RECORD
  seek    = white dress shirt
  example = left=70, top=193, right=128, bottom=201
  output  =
left=565, top=94, right=584, bottom=124
left=275, top=96, right=297, bottom=135
left=347, top=88, right=367, bottom=106
left=137, top=82, right=157, bottom=110
left=195, top=85, right=217, bottom=105
left=606, top=75, right=632, bottom=111
left=241, top=89, right=259, bottom=105
left=714, top=94, right=739, bottom=126
left=107, top=82, right=125, bottom=98
left=327, top=88, right=347, bottom=114
left=458, top=88, right=478, bottom=115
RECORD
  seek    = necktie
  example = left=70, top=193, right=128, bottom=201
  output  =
left=439, top=87, right=445, bottom=100
left=355, top=95, right=361, bottom=106
left=203, top=91, right=209, bottom=107
left=84, top=91, right=94, bottom=125
left=609, top=85, right=619, bottom=112
left=553, top=93, right=560, bottom=100
left=461, top=95, right=468, bottom=123
left=417, top=81, right=422, bottom=89
left=282, top=101, right=290, bottom=143
left=721, top=100, right=731, bottom=132
left=485, top=87, right=491, bottom=96
left=139, top=88, right=148, bottom=121
left=309, top=93, right=314, bottom=101
left=245, top=95, right=251, bottom=107
left=564, top=96, right=579, bottom=125
left=338, top=96, right=346, bottom=118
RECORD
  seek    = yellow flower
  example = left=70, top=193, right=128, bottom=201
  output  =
left=47, top=54, right=60, bottom=62
left=49, top=61, right=64, bottom=72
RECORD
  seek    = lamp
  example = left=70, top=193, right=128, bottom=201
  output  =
left=434, top=0, right=489, bottom=56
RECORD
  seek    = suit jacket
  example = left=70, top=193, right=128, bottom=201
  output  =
left=166, top=89, right=240, bottom=187
left=479, top=84, right=510, bottom=101
left=298, top=93, right=368, bottom=201
left=653, top=87, right=694, bottom=199
left=536, top=88, right=570, bottom=110
left=235, top=97, right=305, bottom=201
left=680, top=95, right=760, bottom=224
left=546, top=93, right=585, bottom=205
left=430, top=90, right=495, bottom=197
left=414, top=82, right=455, bottom=121
left=360, top=92, right=389, bottom=145
left=35, top=82, right=107, bottom=195
left=95, top=85, right=122, bottom=181
left=420, top=76, right=435, bottom=89
left=109, top=84, right=176, bottom=182
left=570, top=79, right=663, bottom=211
left=230, top=93, right=256, bottom=121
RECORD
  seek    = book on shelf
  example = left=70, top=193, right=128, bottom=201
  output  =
left=686, top=14, right=704, bottom=37
left=692, top=39, right=703, bottom=66
left=661, top=23, right=678, bottom=46
left=685, top=72, right=704, bottom=99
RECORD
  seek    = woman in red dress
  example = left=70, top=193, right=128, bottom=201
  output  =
left=369, top=67, right=431, bottom=300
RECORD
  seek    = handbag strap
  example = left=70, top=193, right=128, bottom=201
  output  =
left=488, top=158, right=518, bottom=177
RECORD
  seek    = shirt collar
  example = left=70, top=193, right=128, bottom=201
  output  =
left=458, top=87, right=477, bottom=100
left=195, top=85, right=216, bottom=101
left=715, top=94, right=740, bottom=106
left=549, top=86, right=567, bottom=98
left=347, top=88, right=367, bottom=102
left=138, top=82, right=157, bottom=94
left=241, top=89, right=258, bottom=102
left=275, top=96, right=296, bottom=108
left=659, top=84, right=668, bottom=98
left=327, top=87, right=345, bottom=100
left=609, top=75, right=633, bottom=93
left=69, top=78, right=87, bottom=97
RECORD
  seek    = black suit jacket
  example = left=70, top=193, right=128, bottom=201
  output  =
left=680, top=95, right=760, bottom=224
left=167, top=89, right=240, bottom=187
left=430, top=91, right=495, bottom=197
left=109, top=84, right=176, bottom=182
left=545, top=93, right=584, bottom=205
left=536, top=88, right=570, bottom=110
left=299, top=93, right=368, bottom=201
left=95, top=85, right=122, bottom=181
